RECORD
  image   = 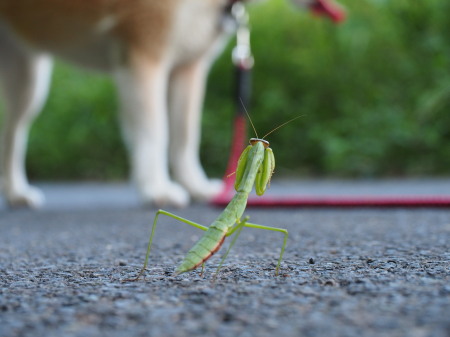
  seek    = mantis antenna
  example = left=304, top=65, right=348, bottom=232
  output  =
left=239, top=97, right=259, bottom=139
left=239, top=97, right=304, bottom=140
left=262, top=114, right=305, bottom=140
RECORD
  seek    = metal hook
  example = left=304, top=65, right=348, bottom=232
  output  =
left=231, top=2, right=254, bottom=69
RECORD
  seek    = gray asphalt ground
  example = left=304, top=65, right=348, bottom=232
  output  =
left=1, top=180, right=449, bottom=337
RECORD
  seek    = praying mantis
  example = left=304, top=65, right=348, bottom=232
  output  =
left=128, top=115, right=301, bottom=279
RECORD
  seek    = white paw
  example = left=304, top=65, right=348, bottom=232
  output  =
left=5, top=186, right=45, bottom=209
left=139, top=181, right=190, bottom=208
left=188, top=178, right=224, bottom=202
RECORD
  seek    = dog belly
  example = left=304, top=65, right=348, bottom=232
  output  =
left=46, top=38, right=123, bottom=72
left=0, top=0, right=231, bottom=71
left=0, top=0, right=176, bottom=71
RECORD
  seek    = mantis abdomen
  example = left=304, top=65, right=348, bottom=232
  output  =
left=175, top=191, right=249, bottom=274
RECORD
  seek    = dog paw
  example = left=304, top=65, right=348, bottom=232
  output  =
left=140, top=182, right=190, bottom=208
left=189, top=178, right=224, bottom=201
left=6, top=186, right=45, bottom=209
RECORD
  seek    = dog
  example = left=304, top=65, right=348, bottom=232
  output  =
left=0, top=0, right=343, bottom=208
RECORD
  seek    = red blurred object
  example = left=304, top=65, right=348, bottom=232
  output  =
left=310, top=0, right=346, bottom=23
left=215, top=115, right=247, bottom=200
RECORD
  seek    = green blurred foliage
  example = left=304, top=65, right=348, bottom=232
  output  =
left=1, top=0, right=449, bottom=180
left=205, top=0, right=450, bottom=177
left=26, top=66, right=127, bottom=180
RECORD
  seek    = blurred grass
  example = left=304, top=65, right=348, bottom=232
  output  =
left=1, top=0, right=449, bottom=181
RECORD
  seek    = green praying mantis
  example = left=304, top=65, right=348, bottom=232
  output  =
left=128, top=114, right=302, bottom=280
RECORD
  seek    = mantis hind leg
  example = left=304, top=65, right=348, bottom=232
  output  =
left=125, top=209, right=208, bottom=281
left=214, top=218, right=288, bottom=278
left=213, top=217, right=248, bottom=279
left=241, top=222, right=288, bottom=276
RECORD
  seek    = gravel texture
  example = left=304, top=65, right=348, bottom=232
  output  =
left=1, top=182, right=449, bottom=337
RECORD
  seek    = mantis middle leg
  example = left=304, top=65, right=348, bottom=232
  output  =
left=127, top=209, right=208, bottom=281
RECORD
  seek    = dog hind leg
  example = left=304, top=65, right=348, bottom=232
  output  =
left=0, top=25, right=53, bottom=208
left=114, top=53, right=189, bottom=207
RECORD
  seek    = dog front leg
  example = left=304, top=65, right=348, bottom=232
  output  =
left=168, top=60, right=223, bottom=201
left=0, top=28, right=52, bottom=208
left=115, top=56, right=189, bottom=207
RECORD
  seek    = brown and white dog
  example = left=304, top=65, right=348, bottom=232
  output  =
left=0, top=0, right=343, bottom=208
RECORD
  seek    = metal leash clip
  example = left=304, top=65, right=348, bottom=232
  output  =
left=231, top=2, right=254, bottom=70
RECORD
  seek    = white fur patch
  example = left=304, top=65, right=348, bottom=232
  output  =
left=95, top=15, right=118, bottom=34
